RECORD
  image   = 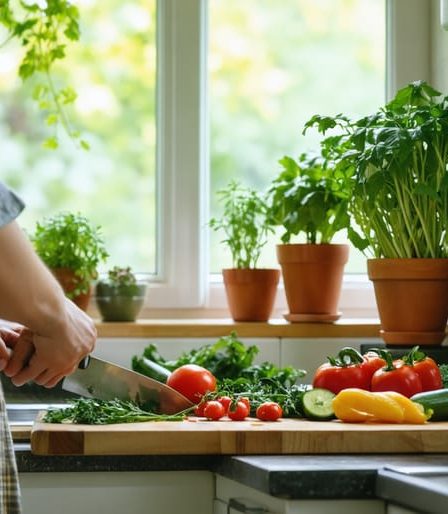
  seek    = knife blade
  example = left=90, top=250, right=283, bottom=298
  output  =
left=62, top=356, right=193, bottom=415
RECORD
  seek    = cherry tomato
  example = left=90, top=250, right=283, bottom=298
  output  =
left=203, top=401, right=225, bottom=421
left=239, top=397, right=251, bottom=412
left=194, top=401, right=206, bottom=417
left=217, top=396, right=232, bottom=413
left=166, top=364, right=217, bottom=403
left=227, top=400, right=249, bottom=421
left=371, top=365, right=423, bottom=398
left=256, top=402, right=283, bottom=422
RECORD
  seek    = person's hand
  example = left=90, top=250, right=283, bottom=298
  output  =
left=0, top=325, right=22, bottom=371
left=1, top=327, right=34, bottom=375
left=4, top=298, right=97, bottom=388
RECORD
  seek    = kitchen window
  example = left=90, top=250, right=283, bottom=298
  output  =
left=0, top=0, right=431, bottom=317
left=0, top=0, right=157, bottom=273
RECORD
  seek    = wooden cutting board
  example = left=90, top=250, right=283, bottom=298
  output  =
left=31, top=417, right=448, bottom=456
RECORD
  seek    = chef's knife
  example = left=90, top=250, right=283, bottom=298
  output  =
left=62, top=356, right=193, bottom=415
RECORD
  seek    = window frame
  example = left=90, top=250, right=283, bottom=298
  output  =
left=147, top=0, right=431, bottom=317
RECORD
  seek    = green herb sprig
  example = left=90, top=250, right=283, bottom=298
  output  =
left=0, top=0, right=87, bottom=149
left=209, top=181, right=274, bottom=269
left=43, top=398, right=189, bottom=425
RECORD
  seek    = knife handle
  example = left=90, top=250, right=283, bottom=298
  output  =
left=78, top=355, right=91, bottom=369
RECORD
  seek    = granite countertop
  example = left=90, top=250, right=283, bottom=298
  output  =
left=14, top=445, right=448, bottom=502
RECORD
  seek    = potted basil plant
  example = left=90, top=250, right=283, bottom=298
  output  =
left=267, top=152, right=350, bottom=322
left=307, top=80, right=448, bottom=345
left=209, top=180, right=280, bottom=322
left=95, top=266, right=148, bottom=322
left=32, top=212, right=108, bottom=311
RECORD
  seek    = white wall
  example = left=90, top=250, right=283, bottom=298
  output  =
left=93, top=336, right=382, bottom=384
left=431, top=0, right=448, bottom=90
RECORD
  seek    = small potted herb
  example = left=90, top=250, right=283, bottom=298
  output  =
left=209, top=180, right=279, bottom=322
left=307, top=80, right=448, bottom=344
left=267, top=152, right=350, bottom=322
left=95, top=266, right=147, bottom=322
left=32, top=212, right=108, bottom=310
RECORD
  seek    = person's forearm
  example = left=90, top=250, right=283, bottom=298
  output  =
left=0, top=220, right=67, bottom=334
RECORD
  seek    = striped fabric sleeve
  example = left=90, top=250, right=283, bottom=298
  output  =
left=0, top=183, right=25, bottom=228
left=0, top=383, right=22, bottom=514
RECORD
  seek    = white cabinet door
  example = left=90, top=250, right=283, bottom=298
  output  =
left=387, top=504, right=420, bottom=514
left=216, top=475, right=385, bottom=514
left=19, top=471, right=213, bottom=514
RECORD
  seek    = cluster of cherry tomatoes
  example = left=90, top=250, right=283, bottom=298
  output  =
left=195, top=396, right=283, bottom=422
left=165, top=363, right=283, bottom=421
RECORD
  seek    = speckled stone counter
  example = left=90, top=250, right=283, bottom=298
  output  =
left=15, top=445, right=448, bottom=502
left=14, top=444, right=219, bottom=473
left=215, top=454, right=448, bottom=499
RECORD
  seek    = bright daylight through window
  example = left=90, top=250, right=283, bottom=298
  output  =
left=209, top=0, right=386, bottom=275
left=0, top=0, right=157, bottom=273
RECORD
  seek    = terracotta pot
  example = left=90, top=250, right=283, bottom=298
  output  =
left=51, top=267, right=92, bottom=312
left=276, top=244, right=349, bottom=321
left=368, top=258, right=448, bottom=346
left=222, top=268, right=280, bottom=322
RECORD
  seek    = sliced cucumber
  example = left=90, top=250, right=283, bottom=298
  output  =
left=411, top=388, right=448, bottom=421
left=302, top=388, right=335, bottom=420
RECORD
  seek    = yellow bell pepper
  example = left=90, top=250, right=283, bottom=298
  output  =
left=381, top=391, right=430, bottom=424
left=332, top=388, right=430, bottom=424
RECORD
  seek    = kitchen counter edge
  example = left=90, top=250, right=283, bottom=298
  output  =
left=14, top=446, right=448, bottom=501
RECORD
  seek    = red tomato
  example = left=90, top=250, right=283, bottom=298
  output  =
left=256, top=402, right=283, bottom=422
left=228, top=400, right=249, bottom=421
left=313, top=363, right=370, bottom=394
left=166, top=364, right=217, bottom=403
left=217, top=396, right=232, bottom=413
left=412, top=357, right=443, bottom=391
left=203, top=401, right=225, bottom=421
left=371, top=365, right=423, bottom=398
left=361, top=352, right=386, bottom=385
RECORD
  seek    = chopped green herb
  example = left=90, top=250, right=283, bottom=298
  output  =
left=43, top=398, right=188, bottom=425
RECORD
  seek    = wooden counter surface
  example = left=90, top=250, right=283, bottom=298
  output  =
left=31, top=417, right=448, bottom=456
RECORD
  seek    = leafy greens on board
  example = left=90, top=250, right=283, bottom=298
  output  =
left=132, top=332, right=308, bottom=418
left=132, top=331, right=305, bottom=386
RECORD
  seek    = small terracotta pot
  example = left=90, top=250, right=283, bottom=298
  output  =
left=368, top=258, right=448, bottom=346
left=276, top=244, right=349, bottom=321
left=222, top=268, right=280, bottom=322
left=51, top=267, right=92, bottom=312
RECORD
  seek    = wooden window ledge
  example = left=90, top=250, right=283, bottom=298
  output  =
left=95, top=318, right=382, bottom=339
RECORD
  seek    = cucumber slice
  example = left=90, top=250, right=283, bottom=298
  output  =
left=302, top=388, right=335, bottom=420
